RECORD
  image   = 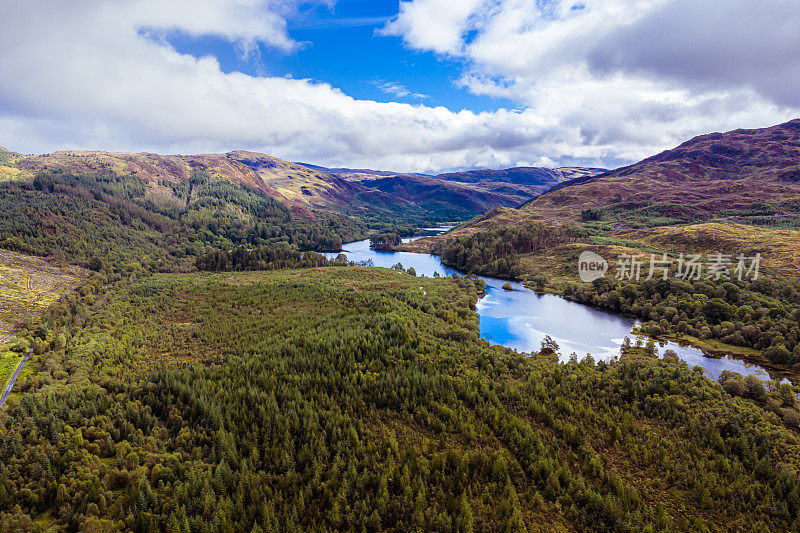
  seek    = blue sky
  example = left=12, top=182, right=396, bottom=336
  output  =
left=166, top=0, right=518, bottom=114
left=2, top=0, right=798, bottom=172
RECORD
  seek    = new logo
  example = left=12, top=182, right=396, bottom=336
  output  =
left=578, top=251, right=608, bottom=282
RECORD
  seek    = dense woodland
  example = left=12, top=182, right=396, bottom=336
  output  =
left=2, top=268, right=800, bottom=531
left=196, top=245, right=332, bottom=271
left=434, top=222, right=800, bottom=375
left=0, top=170, right=365, bottom=273
left=563, top=275, right=800, bottom=372
left=437, top=226, right=583, bottom=279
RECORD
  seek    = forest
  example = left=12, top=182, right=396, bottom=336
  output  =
left=436, top=225, right=583, bottom=279
left=429, top=221, right=800, bottom=379
left=0, top=170, right=366, bottom=275
left=2, top=268, right=800, bottom=531
left=369, top=233, right=402, bottom=251
left=562, top=275, right=800, bottom=373
left=2, top=169, right=800, bottom=531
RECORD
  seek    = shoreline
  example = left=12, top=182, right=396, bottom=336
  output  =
left=349, top=234, right=799, bottom=386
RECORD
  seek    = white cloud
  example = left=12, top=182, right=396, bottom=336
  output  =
left=384, top=0, right=800, bottom=165
left=0, top=0, right=798, bottom=173
left=380, top=0, right=485, bottom=55
left=371, top=81, right=428, bottom=99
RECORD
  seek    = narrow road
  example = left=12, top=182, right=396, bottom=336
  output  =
left=0, top=347, right=33, bottom=408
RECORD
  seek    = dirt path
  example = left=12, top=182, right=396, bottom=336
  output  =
left=0, top=347, right=33, bottom=408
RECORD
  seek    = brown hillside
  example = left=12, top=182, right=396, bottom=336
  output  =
left=8, top=150, right=369, bottom=211
left=312, top=165, right=605, bottom=212
left=522, top=119, right=800, bottom=220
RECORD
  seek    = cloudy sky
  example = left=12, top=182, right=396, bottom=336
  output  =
left=1, top=0, right=798, bottom=173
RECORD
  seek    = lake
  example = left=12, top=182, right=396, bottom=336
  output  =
left=326, top=228, right=786, bottom=384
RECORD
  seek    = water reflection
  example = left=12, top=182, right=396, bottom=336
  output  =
left=326, top=229, right=786, bottom=384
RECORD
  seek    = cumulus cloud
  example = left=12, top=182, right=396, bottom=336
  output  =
left=0, top=0, right=798, bottom=173
left=380, top=0, right=485, bottom=55
left=384, top=0, right=800, bottom=164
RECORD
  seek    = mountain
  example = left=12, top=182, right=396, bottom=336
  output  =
left=297, top=163, right=431, bottom=178
left=518, top=119, right=800, bottom=222
left=1, top=149, right=416, bottom=215
left=435, top=166, right=605, bottom=185
left=403, top=119, right=800, bottom=277
left=2, top=148, right=601, bottom=224
left=301, top=163, right=606, bottom=219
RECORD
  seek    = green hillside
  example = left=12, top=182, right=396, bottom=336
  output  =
left=0, top=169, right=365, bottom=273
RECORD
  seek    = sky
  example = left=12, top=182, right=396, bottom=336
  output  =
left=1, top=0, right=799, bottom=173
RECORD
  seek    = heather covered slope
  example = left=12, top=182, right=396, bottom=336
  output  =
left=520, top=119, right=800, bottom=222
left=0, top=149, right=426, bottom=221
left=2, top=148, right=605, bottom=223
left=1, top=148, right=602, bottom=224
left=435, top=166, right=604, bottom=186
left=408, top=118, right=800, bottom=258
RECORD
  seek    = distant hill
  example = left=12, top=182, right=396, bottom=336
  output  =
left=0, top=149, right=418, bottom=216
left=518, top=119, right=800, bottom=222
left=402, top=118, right=800, bottom=277
left=297, top=163, right=432, bottom=179
left=300, top=163, right=606, bottom=218
left=435, top=166, right=605, bottom=185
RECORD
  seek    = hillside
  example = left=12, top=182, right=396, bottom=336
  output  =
left=1, top=148, right=608, bottom=225
left=410, top=119, right=800, bottom=253
left=398, top=120, right=800, bottom=376
left=518, top=119, right=800, bottom=223
left=304, top=163, right=605, bottom=218
left=436, top=166, right=604, bottom=185
left=0, top=167, right=368, bottom=274
left=2, top=149, right=601, bottom=225
left=0, top=149, right=426, bottom=218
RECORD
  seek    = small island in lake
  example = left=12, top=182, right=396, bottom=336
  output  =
left=369, top=232, right=402, bottom=251
left=502, top=282, right=513, bottom=291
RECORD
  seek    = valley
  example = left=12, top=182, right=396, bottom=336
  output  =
left=397, top=121, right=800, bottom=385
left=304, top=163, right=604, bottom=221
left=327, top=230, right=790, bottom=384
left=1, top=119, right=800, bottom=531
left=4, top=1, right=799, bottom=530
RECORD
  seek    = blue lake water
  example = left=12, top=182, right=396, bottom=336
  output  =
left=326, top=228, right=786, bottom=384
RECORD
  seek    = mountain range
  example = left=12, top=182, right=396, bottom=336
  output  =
left=304, top=163, right=605, bottom=219
left=519, top=118, right=800, bottom=223
left=0, top=148, right=603, bottom=224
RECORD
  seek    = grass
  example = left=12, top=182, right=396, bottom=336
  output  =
left=0, top=249, right=88, bottom=340
left=620, top=222, right=800, bottom=275
left=0, top=352, right=22, bottom=391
